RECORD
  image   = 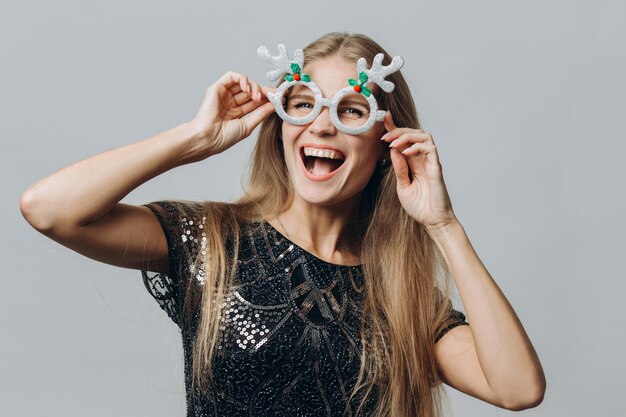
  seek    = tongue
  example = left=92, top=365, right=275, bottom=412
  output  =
left=310, top=157, right=341, bottom=176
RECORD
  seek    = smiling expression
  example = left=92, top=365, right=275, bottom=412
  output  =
left=280, top=56, right=388, bottom=208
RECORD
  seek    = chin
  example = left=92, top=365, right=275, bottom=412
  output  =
left=292, top=184, right=349, bottom=207
left=289, top=167, right=372, bottom=209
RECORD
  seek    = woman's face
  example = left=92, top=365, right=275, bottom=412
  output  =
left=280, top=56, right=387, bottom=208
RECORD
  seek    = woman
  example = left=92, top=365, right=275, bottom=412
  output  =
left=20, top=32, right=545, bottom=416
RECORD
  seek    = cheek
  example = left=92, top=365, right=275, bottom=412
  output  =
left=373, top=123, right=386, bottom=143
left=375, top=124, right=389, bottom=154
left=355, top=136, right=386, bottom=163
left=281, top=123, right=303, bottom=147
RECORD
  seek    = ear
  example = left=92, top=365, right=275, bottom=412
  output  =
left=377, top=148, right=390, bottom=166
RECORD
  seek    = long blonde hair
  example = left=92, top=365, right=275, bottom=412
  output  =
left=186, top=32, right=461, bottom=417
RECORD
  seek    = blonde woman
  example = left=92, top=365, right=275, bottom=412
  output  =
left=20, top=32, right=545, bottom=417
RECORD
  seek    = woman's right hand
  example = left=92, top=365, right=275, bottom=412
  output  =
left=189, top=70, right=276, bottom=157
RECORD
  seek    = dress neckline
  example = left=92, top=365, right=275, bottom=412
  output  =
left=261, top=220, right=364, bottom=269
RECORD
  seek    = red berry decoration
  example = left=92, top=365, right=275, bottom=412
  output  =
left=347, top=72, right=371, bottom=97
left=294, top=73, right=301, bottom=81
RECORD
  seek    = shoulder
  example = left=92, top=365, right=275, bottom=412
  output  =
left=142, top=199, right=209, bottom=260
left=143, top=199, right=207, bottom=222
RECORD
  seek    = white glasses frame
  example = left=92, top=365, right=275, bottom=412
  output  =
left=258, top=44, right=404, bottom=136
left=267, top=79, right=385, bottom=135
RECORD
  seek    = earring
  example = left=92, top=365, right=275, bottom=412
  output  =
left=379, top=157, right=389, bottom=166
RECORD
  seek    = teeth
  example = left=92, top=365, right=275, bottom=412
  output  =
left=302, top=147, right=345, bottom=160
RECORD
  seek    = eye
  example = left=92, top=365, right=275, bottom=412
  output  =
left=283, top=95, right=316, bottom=118
left=283, top=97, right=315, bottom=109
left=338, top=105, right=369, bottom=119
left=294, top=101, right=313, bottom=109
left=345, top=107, right=364, bottom=117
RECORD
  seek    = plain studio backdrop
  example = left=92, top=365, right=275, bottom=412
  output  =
left=2, top=1, right=624, bottom=416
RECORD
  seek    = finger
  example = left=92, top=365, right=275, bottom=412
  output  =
left=231, top=84, right=277, bottom=109
left=382, top=128, right=410, bottom=143
left=401, top=142, right=439, bottom=166
left=217, top=71, right=248, bottom=91
left=240, top=102, right=276, bottom=137
left=381, top=111, right=415, bottom=141
left=426, top=132, right=436, bottom=146
left=383, top=128, right=428, bottom=144
left=251, top=81, right=263, bottom=101
left=239, top=74, right=249, bottom=94
left=388, top=132, right=432, bottom=149
left=230, top=90, right=250, bottom=105
left=237, top=94, right=270, bottom=115
left=260, top=85, right=278, bottom=99
left=250, top=80, right=261, bottom=102
left=232, top=78, right=266, bottom=102
left=383, top=110, right=396, bottom=133
left=230, top=77, right=271, bottom=103
left=228, top=83, right=244, bottom=95
left=390, top=148, right=411, bottom=189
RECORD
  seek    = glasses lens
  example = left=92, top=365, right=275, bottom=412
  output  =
left=337, top=92, right=371, bottom=129
left=282, top=85, right=316, bottom=121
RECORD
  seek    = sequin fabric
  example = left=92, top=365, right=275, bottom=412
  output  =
left=141, top=200, right=469, bottom=417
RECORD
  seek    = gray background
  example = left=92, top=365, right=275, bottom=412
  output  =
left=2, top=0, right=624, bottom=416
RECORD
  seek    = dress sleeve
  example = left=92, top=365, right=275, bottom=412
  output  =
left=140, top=200, right=207, bottom=328
left=434, top=289, right=470, bottom=344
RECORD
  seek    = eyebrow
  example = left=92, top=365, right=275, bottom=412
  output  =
left=287, top=93, right=369, bottom=107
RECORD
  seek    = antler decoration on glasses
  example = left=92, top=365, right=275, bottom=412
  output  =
left=256, top=43, right=404, bottom=135
left=256, top=44, right=305, bottom=82
left=356, top=53, right=404, bottom=93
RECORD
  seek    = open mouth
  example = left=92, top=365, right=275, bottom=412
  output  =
left=300, top=146, right=346, bottom=179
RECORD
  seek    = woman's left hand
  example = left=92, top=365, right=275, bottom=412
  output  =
left=381, top=111, right=458, bottom=233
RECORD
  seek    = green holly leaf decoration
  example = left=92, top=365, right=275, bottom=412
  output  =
left=349, top=73, right=372, bottom=96
left=284, top=74, right=294, bottom=82
left=290, top=63, right=301, bottom=74
left=301, top=74, right=311, bottom=82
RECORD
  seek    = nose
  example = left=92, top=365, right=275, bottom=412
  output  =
left=308, top=106, right=337, bottom=136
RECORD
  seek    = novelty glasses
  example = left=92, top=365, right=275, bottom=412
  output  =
left=257, top=44, right=404, bottom=135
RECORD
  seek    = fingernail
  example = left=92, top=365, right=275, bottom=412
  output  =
left=381, top=133, right=389, bottom=140
left=389, top=139, right=398, bottom=148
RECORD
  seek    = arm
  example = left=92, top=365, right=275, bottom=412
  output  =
left=429, top=221, right=546, bottom=410
left=380, top=115, right=546, bottom=411
left=19, top=71, right=275, bottom=273
left=19, top=122, right=207, bottom=273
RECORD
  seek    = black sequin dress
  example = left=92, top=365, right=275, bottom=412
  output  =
left=141, top=200, right=469, bottom=417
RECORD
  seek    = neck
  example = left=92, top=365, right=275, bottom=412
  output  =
left=268, top=194, right=364, bottom=266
